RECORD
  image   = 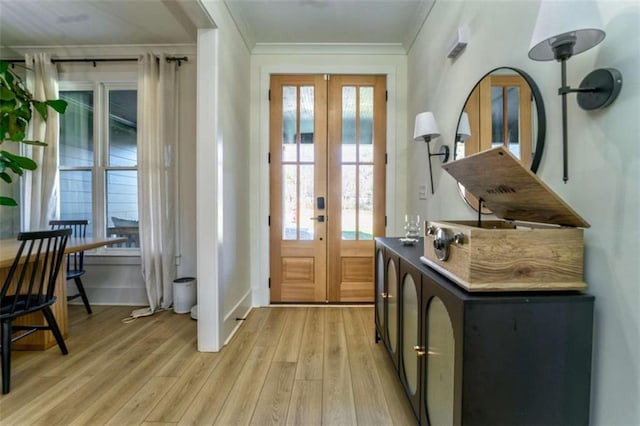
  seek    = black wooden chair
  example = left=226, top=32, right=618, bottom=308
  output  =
left=49, top=220, right=92, bottom=314
left=1, top=229, right=71, bottom=394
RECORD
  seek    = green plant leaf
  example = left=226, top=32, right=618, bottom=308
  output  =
left=5, top=161, right=23, bottom=175
left=33, top=101, right=48, bottom=120
left=15, top=106, right=32, bottom=121
left=0, top=60, right=66, bottom=208
left=0, top=196, right=18, bottom=207
left=5, top=70, right=14, bottom=86
left=7, top=162, right=24, bottom=176
left=0, top=98, right=16, bottom=112
left=21, top=140, right=47, bottom=146
left=1, top=150, right=37, bottom=170
left=0, top=86, right=15, bottom=101
left=46, top=99, right=68, bottom=114
left=7, top=116, right=26, bottom=141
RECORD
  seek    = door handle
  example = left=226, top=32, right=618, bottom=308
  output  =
left=310, top=215, right=325, bottom=223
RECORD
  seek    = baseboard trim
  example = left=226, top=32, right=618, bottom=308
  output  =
left=82, top=287, right=148, bottom=306
left=222, top=289, right=253, bottom=345
left=269, top=303, right=374, bottom=307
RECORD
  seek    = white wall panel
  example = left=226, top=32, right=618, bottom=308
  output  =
left=407, top=2, right=640, bottom=424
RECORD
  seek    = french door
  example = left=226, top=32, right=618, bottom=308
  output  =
left=269, top=74, right=386, bottom=303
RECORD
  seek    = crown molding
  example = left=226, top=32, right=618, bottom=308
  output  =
left=1, top=44, right=197, bottom=60
left=251, top=42, right=406, bottom=56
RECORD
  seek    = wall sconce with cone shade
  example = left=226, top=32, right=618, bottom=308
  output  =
left=456, top=112, right=472, bottom=142
left=414, top=112, right=449, bottom=194
left=528, top=0, right=622, bottom=183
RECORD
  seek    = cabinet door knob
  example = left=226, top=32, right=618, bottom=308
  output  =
left=413, top=345, right=426, bottom=356
left=380, top=292, right=388, bottom=299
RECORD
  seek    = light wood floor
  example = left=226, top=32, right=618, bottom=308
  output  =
left=0, top=305, right=416, bottom=425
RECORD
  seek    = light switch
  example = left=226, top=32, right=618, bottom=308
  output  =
left=418, top=185, right=427, bottom=200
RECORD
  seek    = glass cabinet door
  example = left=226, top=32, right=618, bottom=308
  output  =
left=376, top=250, right=385, bottom=331
left=387, top=259, right=398, bottom=352
left=426, top=297, right=455, bottom=426
left=402, top=274, right=419, bottom=396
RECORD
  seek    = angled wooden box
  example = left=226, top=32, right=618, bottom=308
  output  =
left=422, top=146, right=589, bottom=292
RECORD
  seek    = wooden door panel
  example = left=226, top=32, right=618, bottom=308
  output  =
left=327, top=75, right=386, bottom=302
left=282, top=257, right=314, bottom=281
left=279, top=242, right=326, bottom=301
left=340, top=255, right=374, bottom=302
left=341, top=256, right=373, bottom=282
left=270, top=75, right=327, bottom=303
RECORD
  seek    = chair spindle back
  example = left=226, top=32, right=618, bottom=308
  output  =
left=0, top=229, right=71, bottom=317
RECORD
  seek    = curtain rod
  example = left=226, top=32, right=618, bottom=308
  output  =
left=1, top=56, right=189, bottom=67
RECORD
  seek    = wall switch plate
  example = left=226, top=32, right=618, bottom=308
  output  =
left=418, top=185, right=427, bottom=200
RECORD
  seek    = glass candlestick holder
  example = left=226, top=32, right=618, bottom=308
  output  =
left=403, top=214, right=421, bottom=244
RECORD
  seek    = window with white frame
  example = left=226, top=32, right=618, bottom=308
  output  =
left=58, top=82, right=139, bottom=251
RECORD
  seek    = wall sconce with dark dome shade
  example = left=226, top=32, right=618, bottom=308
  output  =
left=414, top=112, right=449, bottom=194
left=528, top=0, right=622, bottom=183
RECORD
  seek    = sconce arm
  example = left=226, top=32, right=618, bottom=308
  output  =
left=429, top=145, right=450, bottom=162
left=425, top=143, right=450, bottom=195
left=558, top=86, right=599, bottom=95
left=426, top=141, right=436, bottom=195
left=560, top=59, right=570, bottom=183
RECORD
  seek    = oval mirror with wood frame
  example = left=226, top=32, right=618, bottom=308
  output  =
left=454, top=67, right=546, bottom=213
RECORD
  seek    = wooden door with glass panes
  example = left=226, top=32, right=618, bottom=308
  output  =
left=463, top=74, right=532, bottom=212
left=327, top=75, right=386, bottom=302
left=270, top=74, right=386, bottom=303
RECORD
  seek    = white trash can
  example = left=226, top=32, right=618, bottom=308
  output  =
left=173, top=277, right=196, bottom=314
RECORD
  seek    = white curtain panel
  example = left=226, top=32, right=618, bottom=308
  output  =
left=137, top=53, right=178, bottom=311
left=22, top=53, right=60, bottom=230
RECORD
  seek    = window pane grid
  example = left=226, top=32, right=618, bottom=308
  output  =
left=281, top=84, right=315, bottom=241
left=59, top=85, right=138, bottom=249
left=59, top=170, right=93, bottom=237
left=507, top=86, right=521, bottom=159
left=359, top=86, right=374, bottom=162
left=341, top=85, right=375, bottom=240
left=282, top=165, right=297, bottom=240
left=282, top=86, right=297, bottom=162
left=300, top=86, right=315, bottom=162
left=59, top=90, right=94, bottom=168
left=299, top=165, right=314, bottom=240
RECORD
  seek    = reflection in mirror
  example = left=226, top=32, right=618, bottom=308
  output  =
left=454, top=67, right=546, bottom=212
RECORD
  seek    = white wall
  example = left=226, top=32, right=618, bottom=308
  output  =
left=407, top=1, right=640, bottom=424
left=249, top=50, right=408, bottom=305
left=200, top=1, right=252, bottom=347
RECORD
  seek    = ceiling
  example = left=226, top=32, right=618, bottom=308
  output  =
left=0, top=0, right=210, bottom=49
left=0, top=0, right=435, bottom=55
left=225, top=0, right=435, bottom=51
